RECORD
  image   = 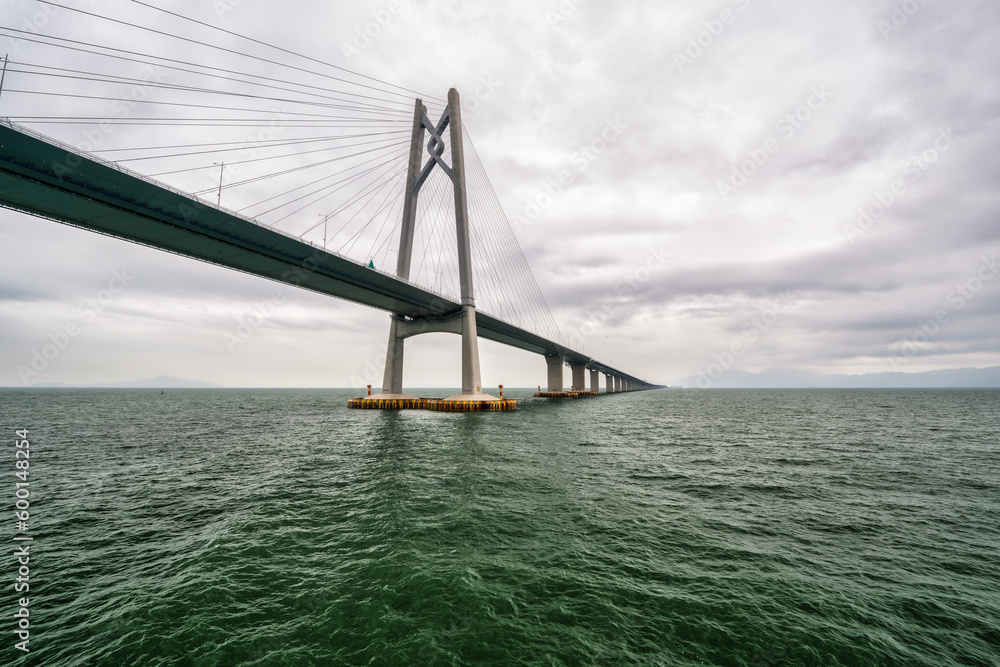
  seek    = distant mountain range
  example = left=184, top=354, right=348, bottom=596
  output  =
left=678, top=366, right=1000, bottom=388
left=30, top=376, right=221, bottom=389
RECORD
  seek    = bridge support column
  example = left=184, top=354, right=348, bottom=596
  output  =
left=370, top=97, right=428, bottom=402
left=458, top=304, right=483, bottom=396
left=379, top=315, right=414, bottom=398
left=441, top=88, right=493, bottom=404
left=614, top=376, right=622, bottom=393
left=545, top=355, right=564, bottom=392
left=605, top=373, right=615, bottom=393
left=570, top=361, right=586, bottom=393
left=590, top=368, right=600, bottom=394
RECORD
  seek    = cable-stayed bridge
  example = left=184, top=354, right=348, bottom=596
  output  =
left=0, top=2, right=658, bottom=407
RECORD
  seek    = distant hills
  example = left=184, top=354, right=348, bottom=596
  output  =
left=679, top=366, right=1000, bottom=388
left=31, top=376, right=220, bottom=389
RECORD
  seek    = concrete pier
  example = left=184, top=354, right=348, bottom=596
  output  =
left=570, top=361, right=586, bottom=393
left=535, top=355, right=578, bottom=397
left=546, top=355, right=564, bottom=392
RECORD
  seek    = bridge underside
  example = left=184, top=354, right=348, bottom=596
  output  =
left=0, top=121, right=651, bottom=387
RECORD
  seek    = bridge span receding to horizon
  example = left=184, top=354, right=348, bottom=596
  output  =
left=0, top=116, right=658, bottom=401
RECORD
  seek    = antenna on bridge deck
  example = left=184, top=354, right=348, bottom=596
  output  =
left=215, top=162, right=225, bottom=207
left=0, top=54, right=8, bottom=104
left=319, top=212, right=329, bottom=248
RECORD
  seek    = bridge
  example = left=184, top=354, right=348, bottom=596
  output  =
left=0, top=8, right=658, bottom=409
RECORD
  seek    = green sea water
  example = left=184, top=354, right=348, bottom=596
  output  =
left=2, top=388, right=999, bottom=666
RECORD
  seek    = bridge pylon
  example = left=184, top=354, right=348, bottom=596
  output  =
left=355, top=89, right=513, bottom=411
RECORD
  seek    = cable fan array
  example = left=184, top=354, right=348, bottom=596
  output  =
left=0, top=0, right=562, bottom=345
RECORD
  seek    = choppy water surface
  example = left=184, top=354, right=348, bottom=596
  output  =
left=3, top=388, right=999, bottom=666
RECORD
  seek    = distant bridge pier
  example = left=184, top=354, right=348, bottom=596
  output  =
left=546, top=354, right=563, bottom=391
left=605, top=373, right=615, bottom=393
left=533, top=354, right=570, bottom=397
left=615, top=376, right=623, bottom=393
left=570, top=361, right=587, bottom=393
left=590, top=368, right=600, bottom=394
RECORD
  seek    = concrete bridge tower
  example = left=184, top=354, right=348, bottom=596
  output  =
left=363, top=89, right=502, bottom=409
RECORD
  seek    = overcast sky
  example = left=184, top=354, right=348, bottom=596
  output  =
left=1, top=0, right=998, bottom=389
